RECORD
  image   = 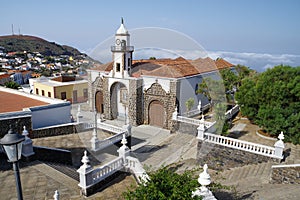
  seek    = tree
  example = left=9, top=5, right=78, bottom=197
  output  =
left=235, top=77, right=259, bottom=119
left=123, top=167, right=202, bottom=200
left=235, top=65, right=300, bottom=144
left=185, top=98, right=195, bottom=112
left=4, top=81, right=20, bottom=89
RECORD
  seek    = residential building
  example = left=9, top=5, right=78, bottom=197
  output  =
left=0, top=86, right=71, bottom=130
left=32, top=75, right=88, bottom=103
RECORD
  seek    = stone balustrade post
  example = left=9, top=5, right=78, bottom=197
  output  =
left=197, top=114, right=206, bottom=140
left=192, top=164, right=217, bottom=199
left=77, top=151, right=94, bottom=196
left=21, top=126, right=35, bottom=158
left=274, top=131, right=285, bottom=159
left=91, top=112, right=100, bottom=151
left=123, top=124, right=132, bottom=136
left=76, top=105, right=83, bottom=123
left=53, top=190, right=59, bottom=200
left=117, top=134, right=130, bottom=165
left=123, top=123, right=132, bottom=148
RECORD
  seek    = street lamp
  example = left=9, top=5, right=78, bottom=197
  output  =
left=0, top=126, right=25, bottom=200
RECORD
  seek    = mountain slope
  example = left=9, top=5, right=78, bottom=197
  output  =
left=0, top=35, right=82, bottom=56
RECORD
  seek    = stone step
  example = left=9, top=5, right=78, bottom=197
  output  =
left=220, top=161, right=272, bottom=184
left=31, top=161, right=79, bottom=190
left=45, top=162, right=79, bottom=181
left=141, top=133, right=195, bottom=168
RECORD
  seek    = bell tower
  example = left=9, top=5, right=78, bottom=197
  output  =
left=111, top=18, right=134, bottom=78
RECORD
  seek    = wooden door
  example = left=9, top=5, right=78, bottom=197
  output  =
left=95, top=91, right=104, bottom=113
left=149, top=100, right=165, bottom=127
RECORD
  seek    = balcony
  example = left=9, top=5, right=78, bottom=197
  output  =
left=111, top=46, right=134, bottom=52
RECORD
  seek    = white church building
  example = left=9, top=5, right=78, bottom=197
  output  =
left=87, top=19, right=233, bottom=129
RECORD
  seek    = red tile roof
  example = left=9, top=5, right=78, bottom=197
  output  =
left=0, top=91, right=49, bottom=113
left=92, top=62, right=113, bottom=72
left=91, top=57, right=234, bottom=78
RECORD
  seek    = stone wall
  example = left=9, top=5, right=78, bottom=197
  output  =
left=197, top=140, right=278, bottom=171
left=270, top=165, right=300, bottom=184
left=144, top=81, right=177, bottom=129
left=128, top=79, right=144, bottom=126
left=33, top=146, right=73, bottom=165
left=173, top=121, right=198, bottom=135
left=0, top=116, right=31, bottom=137
left=31, top=124, right=76, bottom=138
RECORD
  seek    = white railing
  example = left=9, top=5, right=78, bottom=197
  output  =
left=95, top=132, right=128, bottom=151
left=225, top=105, right=239, bottom=119
left=83, top=122, right=125, bottom=134
left=271, top=164, right=300, bottom=169
left=97, top=122, right=125, bottom=134
left=182, top=104, right=210, bottom=117
left=92, top=157, right=124, bottom=184
left=126, top=156, right=149, bottom=184
left=83, top=123, right=94, bottom=130
left=177, top=115, right=214, bottom=128
left=204, top=132, right=281, bottom=159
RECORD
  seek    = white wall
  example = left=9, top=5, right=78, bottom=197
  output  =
left=142, top=76, right=171, bottom=93
left=29, top=102, right=71, bottom=129
left=178, top=75, right=208, bottom=114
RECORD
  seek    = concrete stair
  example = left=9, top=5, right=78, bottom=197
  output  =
left=219, top=161, right=273, bottom=186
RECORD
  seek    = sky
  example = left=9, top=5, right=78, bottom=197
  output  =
left=1, top=0, right=300, bottom=71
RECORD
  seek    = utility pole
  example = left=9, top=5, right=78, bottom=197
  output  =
left=12, top=24, right=14, bottom=35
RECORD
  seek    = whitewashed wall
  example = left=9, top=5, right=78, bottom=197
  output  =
left=142, top=76, right=171, bottom=93
left=29, top=102, right=71, bottom=129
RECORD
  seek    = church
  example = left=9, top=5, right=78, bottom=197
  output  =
left=87, top=19, right=233, bottom=129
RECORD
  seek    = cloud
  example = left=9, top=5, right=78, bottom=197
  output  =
left=207, top=51, right=300, bottom=71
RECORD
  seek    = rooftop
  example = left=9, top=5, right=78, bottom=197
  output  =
left=91, top=57, right=234, bottom=79
left=0, top=87, right=66, bottom=114
left=34, top=76, right=88, bottom=87
left=0, top=90, right=49, bottom=113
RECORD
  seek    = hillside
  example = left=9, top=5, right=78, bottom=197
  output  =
left=0, top=35, right=82, bottom=56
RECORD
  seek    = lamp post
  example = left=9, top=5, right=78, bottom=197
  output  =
left=0, top=127, right=25, bottom=200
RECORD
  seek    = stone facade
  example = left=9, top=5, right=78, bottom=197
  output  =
left=270, top=165, right=300, bottom=184
left=143, top=81, right=177, bottom=129
left=197, top=140, right=278, bottom=171
left=128, top=79, right=143, bottom=126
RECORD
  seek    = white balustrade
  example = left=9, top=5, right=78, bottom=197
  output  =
left=126, top=156, right=149, bottom=184
left=225, top=105, right=239, bottom=119
left=92, top=157, right=124, bottom=184
left=177, top=115, right=214, bottom=128
left=204, top=132, right=282, bottom=159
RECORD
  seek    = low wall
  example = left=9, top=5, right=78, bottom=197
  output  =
left=33, top=146, right=73, bottom=165
left=0, top=111, right=32, bottom=137
left=31, top=123, right=77, bottom=138
left=174, top=121, right=198, bottom=135
left=197, top=140, right=277, bottom=170
left=270, top=164, right=300, bottom=184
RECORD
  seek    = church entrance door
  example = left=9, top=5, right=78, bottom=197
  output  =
left=149, top=100, right=165, bottom=128
left=95, top=91, right=104, bottom=113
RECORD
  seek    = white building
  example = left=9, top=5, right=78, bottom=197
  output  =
left=88, top=19, right=234, bottom=129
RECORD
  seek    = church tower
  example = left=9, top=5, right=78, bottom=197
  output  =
left=111, top=18, right=134, bottom=78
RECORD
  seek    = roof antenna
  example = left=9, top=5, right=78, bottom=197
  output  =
left=11, top=24, right=14, bottom=35
left=121, top=17, right=124, bottom=24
